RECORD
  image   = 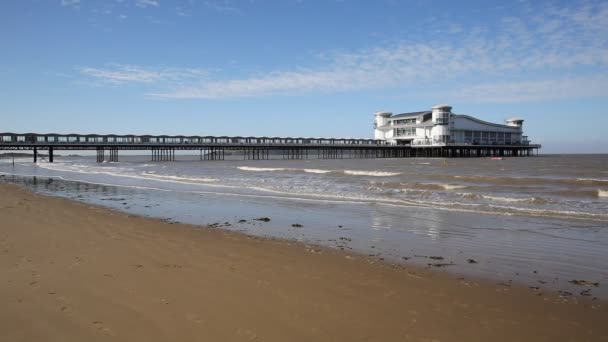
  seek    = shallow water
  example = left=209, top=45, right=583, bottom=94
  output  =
left=1, top=154, right=607, bottom=298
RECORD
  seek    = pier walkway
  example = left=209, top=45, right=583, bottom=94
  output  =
left=0, top=133, right=541, bottom=162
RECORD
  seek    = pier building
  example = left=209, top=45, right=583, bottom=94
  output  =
left=374, top=104, right=530, bottom=146
left=0, top=107, right=540, bottom=162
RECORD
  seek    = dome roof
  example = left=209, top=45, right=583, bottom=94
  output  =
left=432, top=104, right=452, bottom=109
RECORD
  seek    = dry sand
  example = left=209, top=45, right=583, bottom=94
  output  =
left=0, top=182, right=606, bottom=342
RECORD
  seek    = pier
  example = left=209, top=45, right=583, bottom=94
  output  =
left=0, top=133, right=541, bottom=162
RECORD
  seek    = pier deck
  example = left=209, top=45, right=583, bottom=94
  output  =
left=0, top=133, right=541, bottom=162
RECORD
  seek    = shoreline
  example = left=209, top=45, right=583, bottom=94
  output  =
left=3, top=170, right=606, bottom=299
left=1, top=182, right=607, bottom=341
left=2, top=176, right=606, bottom=294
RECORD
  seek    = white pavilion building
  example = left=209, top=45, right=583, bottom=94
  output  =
left=374, top=104, right=530, bottom=146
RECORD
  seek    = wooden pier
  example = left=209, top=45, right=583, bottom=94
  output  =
left=0, top=133, right=541, bottom=163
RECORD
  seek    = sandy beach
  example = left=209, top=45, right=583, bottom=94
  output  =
left=0, top=182, right=606, bottom=342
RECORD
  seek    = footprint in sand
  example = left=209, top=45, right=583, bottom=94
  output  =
left=186, top=314, right=205, bottom=324
left=92, top=321, right=114, bottom=336
left=236, top=328, right=259, bottom=340
left=152, top=297, right=170, bottom=305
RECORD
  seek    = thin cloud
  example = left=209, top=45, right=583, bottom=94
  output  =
left=79, top=65, right=208, bottom=84
left=175, top=7, right=189, bottom=16
left=203, top=0, right=240, bottom=13
left=60, top=0, right=80, bottom=9
left=442, top=75, right=608, bottom=103
left=82, top=2, right=608, bottom=103
left=136, top=0, right=160, bottom=8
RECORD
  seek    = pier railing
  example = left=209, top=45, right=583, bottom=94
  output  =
left=0, top=133, right=385, bottom=146
left=0, top=132, right=541, bottom=162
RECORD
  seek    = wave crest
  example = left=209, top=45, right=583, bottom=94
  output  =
left=237, top=166, right=287, bottom=172
left=343, top=170, right=401, bottom=177
left=142, top=174, right=217, bottom=182
left=303, top=169, right=332, bottom=174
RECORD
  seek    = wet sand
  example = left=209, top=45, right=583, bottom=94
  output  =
left=0, top=183, right=606, bottom=342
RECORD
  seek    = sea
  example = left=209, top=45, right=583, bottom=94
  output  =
left=1, top=153, right=607, bottom=298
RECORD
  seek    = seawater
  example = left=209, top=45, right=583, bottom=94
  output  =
left=1, top=154, right=607, bottom=298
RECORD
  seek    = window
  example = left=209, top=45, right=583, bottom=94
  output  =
left=392, top=118, right=417, bottom=125
left=434, top=111, right=450, bottom=124
left=394, top=127, right=416, bottom=136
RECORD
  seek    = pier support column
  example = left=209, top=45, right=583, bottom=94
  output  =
left=108, top=148, right=118, bottom=162
left=96, top=147, right=105, bottom=163
left=49, top=147, right=54, bottom=163
left=33, top=147, right=37, bottom=163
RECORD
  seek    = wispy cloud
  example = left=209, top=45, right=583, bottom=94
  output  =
left=175, top=6, right=189, bottom=17
left=136, top=0, right=159, bottom=8
left=80, top=2, right=608, bottom=103
left=203, top=0, right=240, bottom=13
left=79, top=64, right=208, bottom=85
left=441, top=75, right=608, bottom=103
left=60, top=0, right=80, bottom=9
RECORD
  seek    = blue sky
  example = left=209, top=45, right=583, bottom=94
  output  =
left=1, top=0, right=607, bottom=153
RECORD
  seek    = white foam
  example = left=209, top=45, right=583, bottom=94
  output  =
left=599, top=190, right=608, bottom=198
left=303, top=169, right=332, bottom=174
left=399, top=188, right=428, bottom=194
left=36, top=162, right=222, bottom=188
left=578, top=178, right=608, bottom=183
left=440, top=184, right=467, bottom=190
left=482, top=195, right=532, bottom=203
left=7, top=168, right=608, bottom=223
left=458, top=192, right=481, bottom=199
left=343, top=170, right=401, bottom=177
left=486, top=204, right=607, bottom=220
left=142, top=174, right=217, bottom=182
left=237, top=166, right=287, bottom=172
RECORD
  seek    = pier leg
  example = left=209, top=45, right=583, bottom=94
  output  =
left=108, top=148, right=118, bottom=162
left=33, top=147, right=37, bottom=163
left=49, top=147, right=54, bottom=163
left=96, top=147, right=103, bottom=163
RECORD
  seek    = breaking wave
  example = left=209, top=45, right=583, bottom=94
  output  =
left=303, top=169, right=332, bottom=174
left=142, top=173, right=218, bottom=183
left=452, top=175, right=608, bottom=187
left=398, top=182, right=468, bottom=191
left=457, top=192, right=554, bottom=204
left=237, top=166, right=287, bottom=172
left=343, top=170, right=401, bottom=177
left=485, top=204, right=607, bottom=221
left=237, top=166, right=333, bottom=174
